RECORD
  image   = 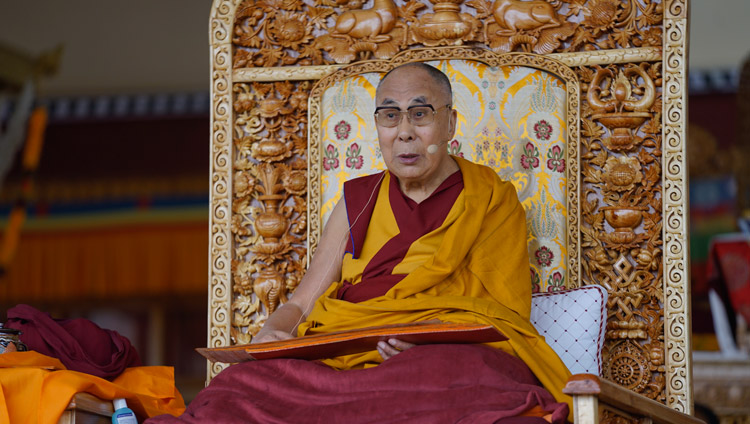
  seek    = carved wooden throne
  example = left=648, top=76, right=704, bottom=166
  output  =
left=208, top=0, right=696, bottom=422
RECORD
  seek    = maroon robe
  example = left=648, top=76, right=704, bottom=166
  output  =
left=146, top=344, right=567, bottom=424
left=4, top=304, right=141, bottom=380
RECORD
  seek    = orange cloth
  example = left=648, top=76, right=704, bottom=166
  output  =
left=0, top=351, right=185, bottom=424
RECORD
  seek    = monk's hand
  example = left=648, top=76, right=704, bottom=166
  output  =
left=251, top=329, right=294, bottom=344
left=376, top=338, right=416, bottom=360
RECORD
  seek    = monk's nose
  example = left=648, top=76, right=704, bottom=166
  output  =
left=397, top=115, right=416, bottom=142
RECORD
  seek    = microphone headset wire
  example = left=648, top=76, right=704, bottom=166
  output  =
left=288, top=170, right=387, bottom=333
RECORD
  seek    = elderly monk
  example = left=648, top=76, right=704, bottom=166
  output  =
left=147, top=63, right=572, bottom=424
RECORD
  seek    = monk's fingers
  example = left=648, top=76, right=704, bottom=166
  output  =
left=377, top=341, right=400, bottom=360
left=387, top=338, right=415, bottom=351
left=252, top=330, right=293, bottom=344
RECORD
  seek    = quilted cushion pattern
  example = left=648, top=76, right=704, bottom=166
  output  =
left=530, top=285, right=608, bottom=375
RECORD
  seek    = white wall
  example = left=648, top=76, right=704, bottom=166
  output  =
left=688, top=0, right=750, bottom=71
left=0, top=0, right=212, bottom=96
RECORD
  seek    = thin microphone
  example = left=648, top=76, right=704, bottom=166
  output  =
left=427, top=140, right=448, bottom=154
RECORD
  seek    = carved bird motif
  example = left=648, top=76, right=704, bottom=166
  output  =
left=331, top=0, right=398, bottom=41
left=492, top=0, right=561, bottom=36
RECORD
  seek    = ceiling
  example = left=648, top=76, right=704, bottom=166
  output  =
left=0, top=0, right=749, bottom=97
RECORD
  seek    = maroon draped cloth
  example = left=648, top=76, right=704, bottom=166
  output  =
left=145, top=344, right=568, bottom=424
left=4, top=304, right=141, bottom=380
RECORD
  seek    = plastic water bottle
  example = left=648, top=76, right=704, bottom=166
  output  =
left=112, top=398, right=138, bottom=424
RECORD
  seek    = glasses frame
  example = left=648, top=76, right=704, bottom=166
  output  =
left=373, top=104, right=452, bottom=127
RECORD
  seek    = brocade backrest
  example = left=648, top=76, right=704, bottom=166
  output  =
left=309, top=52, right=581, bottom=293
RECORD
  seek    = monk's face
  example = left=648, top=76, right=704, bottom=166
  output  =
left=374, top=66, right=457, bottom=189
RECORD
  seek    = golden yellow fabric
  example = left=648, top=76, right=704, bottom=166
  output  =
left=298, top=157, right=572, bottom=412
left=0, top=351, right=185, bottom=423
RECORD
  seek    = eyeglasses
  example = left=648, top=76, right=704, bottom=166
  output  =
left=374, top=104, right=452, bottom=128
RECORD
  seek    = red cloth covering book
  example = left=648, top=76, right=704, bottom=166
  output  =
left=197, top=322, right=506, bottom=363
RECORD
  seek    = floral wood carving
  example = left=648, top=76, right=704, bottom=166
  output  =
left=578, top=62, right=666, bottom=403
left=232, top=0, right=666, bottom=66
left=230, top=81, right=311, bottom=344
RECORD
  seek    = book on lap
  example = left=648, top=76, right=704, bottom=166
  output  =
left=196, top=322, right=506, bottom=363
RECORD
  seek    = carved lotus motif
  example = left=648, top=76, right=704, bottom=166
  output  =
left=602, top=156, right=642, bottom=192
left=258, top=98, right=292, bottom=118
left=283, top=170, right=307, bottom=195
left=252, top=139, right=291, bottom=162
left=583, top=0, right=619, bottom=30
left=268, top=12, right=313, bottom=49
left=234, top=170, right=256, bottom=198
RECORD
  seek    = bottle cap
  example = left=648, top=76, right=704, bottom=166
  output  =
left=113, top=398, right=128, bottom=410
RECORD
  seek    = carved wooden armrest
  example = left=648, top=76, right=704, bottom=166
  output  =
left=562, top=374, right=705, bottom=424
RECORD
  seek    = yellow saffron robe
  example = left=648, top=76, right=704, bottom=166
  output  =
left=298, top=157, right=573, bottom=412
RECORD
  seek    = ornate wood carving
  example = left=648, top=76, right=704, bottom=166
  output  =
left=230, top=0, right=665, bottom=67
left=208, top=0, right=692, bottom=415
left=208, top=0, right=239, bottom=378
left=230, top=81, right=310, bottom=344
left=577, top=61, right=668, bottom=404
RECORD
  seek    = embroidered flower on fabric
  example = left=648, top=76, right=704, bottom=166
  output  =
left=533, top=120, right=553, bottom=141
left=546, top=145, right=565, bottom=172
left=334, top=120, right=351, bottom=140
left=500, top=144, right=509, bottom=162
left=483, top=140, right=491, bottom=152
left=482, top=80, right=490, bottom=89
left=530, top=268, right=541, bottom=293
left=481, top=126, right=490, bottom=137
left=345, top=143, right=363, bottom=170
left=488, top=101, right=497, bottom=111
left=535, top=246, right=554, bottom=267
left=495, top=128, right=503, bottom=137
left=497, top=81, right=505, bottom=89
left=521, top=142, right=540, bottom=169
left=547, top=272, right=564, bottom=292
left=323, top=144, right=340, bottom=171
left=449, top=139, right=464, bottom=158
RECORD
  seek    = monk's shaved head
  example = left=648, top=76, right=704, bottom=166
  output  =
left=376, top=62, right=453, bottom=105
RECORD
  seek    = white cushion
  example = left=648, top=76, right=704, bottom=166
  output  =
left=530, top=285, right=608, bottom=375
